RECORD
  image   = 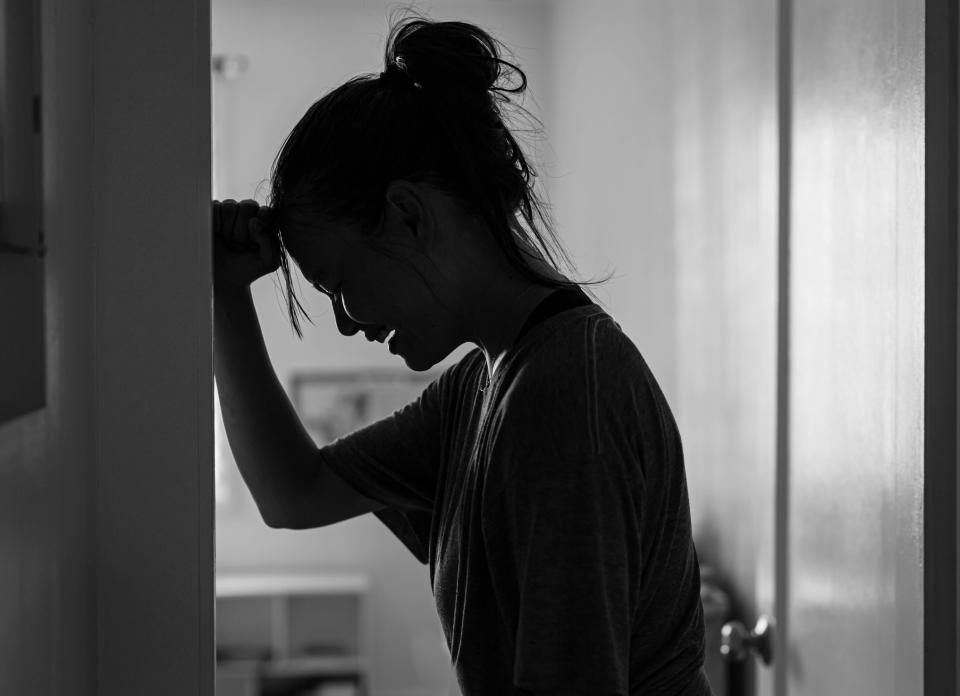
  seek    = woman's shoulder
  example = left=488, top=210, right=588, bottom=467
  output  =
left=496, top=310, right=653, bottom=425
left=488, top=310, right=682, bottom=489
left=521, top=307, right=676, bottom=418
left=513, top=305, right=651, bottom=387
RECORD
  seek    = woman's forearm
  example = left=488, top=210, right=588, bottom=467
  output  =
left=214, top=286, right=316, bottom=525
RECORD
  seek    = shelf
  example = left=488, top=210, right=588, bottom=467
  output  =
left=217, top=571, right=371, bottom=597
left=215, top=570, right=374, bottom=693
left=218, top=655, right=366, bottom=678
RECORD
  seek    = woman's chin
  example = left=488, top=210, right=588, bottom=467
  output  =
left=392, top=334, right=460, bottom=372
left=395, top=342, right=443, bottom=372
left=401, top=353, right=436, bottom=372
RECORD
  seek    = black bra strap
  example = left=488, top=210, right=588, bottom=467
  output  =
left=514, top=286, right=593, bottom=344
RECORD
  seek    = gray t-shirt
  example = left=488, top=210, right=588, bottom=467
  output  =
left=319, top=302, right=710, bottom=696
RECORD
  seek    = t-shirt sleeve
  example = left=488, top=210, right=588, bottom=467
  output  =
left=316, top=371, right=448, bottom=565
left=485, top=451, right=641, bottom=695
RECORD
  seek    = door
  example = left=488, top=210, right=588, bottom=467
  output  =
left=787, top=0, right=924, bottom=694
left=674, top=0, right=937, bottom=695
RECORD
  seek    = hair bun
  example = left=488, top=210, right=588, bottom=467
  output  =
left=380, top=58, right=422, bottom=90
left=384, top=16, right=525, bottom=98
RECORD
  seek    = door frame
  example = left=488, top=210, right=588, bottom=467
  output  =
left=924, top=0, right=958, bottom=693
left=775, top=2, right=791, bottom=694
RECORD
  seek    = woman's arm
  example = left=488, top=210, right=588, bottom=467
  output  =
left=213, top=199, right=384, bottom=527
left=215, top=286, right=317, bottom=524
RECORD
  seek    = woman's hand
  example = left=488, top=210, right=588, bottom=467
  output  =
left=213, top=198, right=281, bottom=296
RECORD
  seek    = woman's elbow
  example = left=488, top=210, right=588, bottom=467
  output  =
left=259, top=500, right=325, bottom=530
left=256, top=500, right=297, bottom=529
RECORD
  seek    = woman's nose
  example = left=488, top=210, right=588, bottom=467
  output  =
left=330, top=293, right=362, bottom=336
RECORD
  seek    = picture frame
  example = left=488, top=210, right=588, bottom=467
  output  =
left=291, top=368, right=440, bottom=447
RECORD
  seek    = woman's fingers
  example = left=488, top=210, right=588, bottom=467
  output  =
left=218, top=198, right=256, bottom=247
left=219, top=199, right=239, bottom=243
left=233, top=199, right=259, bottom=247
left=213, top=198, right=268, bottom=252
left=256, top=204, right=276, bottom=229
left=212, top=198, right=280, bottom=292
left=249, top=218, right=281, bottom=272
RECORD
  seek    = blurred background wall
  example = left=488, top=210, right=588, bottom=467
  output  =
left=211, top=1, right=675, bottom=694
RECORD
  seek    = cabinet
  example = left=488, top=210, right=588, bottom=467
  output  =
left=216, top=572, right=373, bottom=696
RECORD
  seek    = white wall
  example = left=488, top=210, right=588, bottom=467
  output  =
left=545, top=0, right=676, bottom=403
left=212, top=1, right=677, bottom=694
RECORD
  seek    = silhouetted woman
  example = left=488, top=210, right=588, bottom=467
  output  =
left=213, top=15, right=712, bottom=696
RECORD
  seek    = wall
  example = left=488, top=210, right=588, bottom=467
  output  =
left=670, top=2, right=779, bottom=693
left=212, top=1, right=679, bottom=694
left=92, top=0, right=215, bottom=693
left=0, top=0, right=98, bottom=692
left=0, top=0, right=214, bottom=694
left=545, top=0, right=676, bottom=404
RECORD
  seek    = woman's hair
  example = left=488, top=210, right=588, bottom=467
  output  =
left=269, top=11, right=607, bottom=336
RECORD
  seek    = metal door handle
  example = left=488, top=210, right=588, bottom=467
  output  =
left=720, top=614, right=775, bottom=665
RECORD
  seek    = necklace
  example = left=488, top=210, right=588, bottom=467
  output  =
left=481, top=357, right=503, bottom=393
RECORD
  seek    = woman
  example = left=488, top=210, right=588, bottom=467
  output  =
left=214, top=15, right=712, bottom=696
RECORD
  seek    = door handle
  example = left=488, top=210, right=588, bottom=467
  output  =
left=720, top=614, right=775, bottom=665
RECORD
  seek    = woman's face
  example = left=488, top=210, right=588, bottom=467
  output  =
left=280, top=210, right=467, bottom=372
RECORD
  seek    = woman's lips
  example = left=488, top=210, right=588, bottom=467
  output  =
left=363, top=326, right=396, bottom=343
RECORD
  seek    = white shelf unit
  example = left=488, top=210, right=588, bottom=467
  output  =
left=216, top=571, right=374, bottom=696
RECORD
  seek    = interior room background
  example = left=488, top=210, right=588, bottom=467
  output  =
left=211, top=1, right=677, bottom=694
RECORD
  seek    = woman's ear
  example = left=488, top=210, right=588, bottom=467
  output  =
left=383, top=180, right=434, bottom=247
